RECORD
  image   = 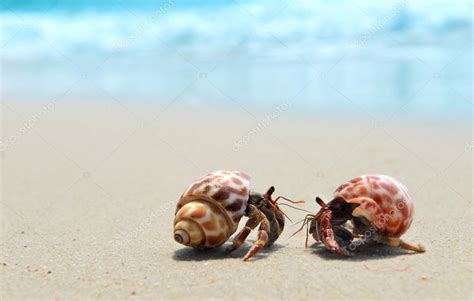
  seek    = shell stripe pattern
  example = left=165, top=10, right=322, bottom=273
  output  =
left=334, top=175, right=413, bottom=237
left=176, top=170, right=250, bottom=233
left=174, top=201, right=231, bottom=247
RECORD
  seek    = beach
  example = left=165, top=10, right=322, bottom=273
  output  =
left=1, top=0, right=472, bottom=299
left=1, top=103, right=472, bottom=300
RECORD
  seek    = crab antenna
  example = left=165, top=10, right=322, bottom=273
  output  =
left=274, top=196, right=305, bottom=204
left=266, top=198, right=294, bottom=223
left=292, top=217, right=308, bottom=226
left=289, top=214, right=315, bottom=239
left=315, top=197, right=326, bottom=208
left=305, top=219, right=310, bottom=249
left=278, top=203, right=312, bottom=213
left=280, top=210, right=293, bottom=223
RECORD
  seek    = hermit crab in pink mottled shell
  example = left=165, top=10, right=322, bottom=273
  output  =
left=173, top=170, right=303, bottom=261
left=293, top=175, right=425, bottom=256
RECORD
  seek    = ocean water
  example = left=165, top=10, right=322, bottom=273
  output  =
left=1, top=0, right=472, bottom=119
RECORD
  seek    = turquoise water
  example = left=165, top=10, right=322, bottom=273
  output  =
left=1, top=1, right=472, bottom=119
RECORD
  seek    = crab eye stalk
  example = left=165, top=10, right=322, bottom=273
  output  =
left=315, top=197, right=326, bottom=208
left=264, top=186, right=275, bottom=199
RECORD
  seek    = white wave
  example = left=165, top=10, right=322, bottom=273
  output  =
left=1, top=0, right=471, bottom=60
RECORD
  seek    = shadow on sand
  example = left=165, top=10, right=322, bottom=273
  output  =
left=308, top=241, right=422, bottom=261
left=172, top=241, right=284, bottom=262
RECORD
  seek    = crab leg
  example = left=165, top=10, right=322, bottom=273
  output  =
left=379, top=236, right=425, bottom=253
left=243, top=209, right=271, bottom=261
left=243, top=228, right=269, bottom=261
left=227, top=205, right=271, bottom=261
left=319, top=210, right=350, bottom=256
left=265, top=209, right=282, bottom=247
left=290, top=214, right=317, bottom=248
left=227, top=204, right=261, bottom=253
left=227, top=227, right=251, bottom=253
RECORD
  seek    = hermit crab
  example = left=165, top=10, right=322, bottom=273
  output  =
left=173, top=170, right=303, bottom=261
left=293, top=175, right=425, bottom=256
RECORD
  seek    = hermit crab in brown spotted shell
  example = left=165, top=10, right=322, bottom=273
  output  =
left=173, top=170, right=304, bottom=261
left=292, top=175, right=425, bottom=256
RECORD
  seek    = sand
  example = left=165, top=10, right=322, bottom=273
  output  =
left=1, top=102, right=472, bottom=300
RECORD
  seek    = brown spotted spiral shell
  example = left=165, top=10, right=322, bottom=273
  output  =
left=173, top=170, right=250, bottom=248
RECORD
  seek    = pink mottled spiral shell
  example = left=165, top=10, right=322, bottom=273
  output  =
left=334, top=175, right=414, bottom=237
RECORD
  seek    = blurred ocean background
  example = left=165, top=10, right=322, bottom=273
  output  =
left=1, top=0, right=472, bottom=120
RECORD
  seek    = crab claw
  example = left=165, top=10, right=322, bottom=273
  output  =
left=319, top=210, right=351, bottom=256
